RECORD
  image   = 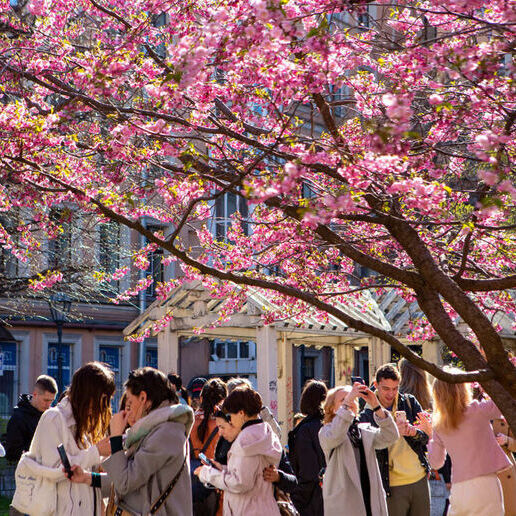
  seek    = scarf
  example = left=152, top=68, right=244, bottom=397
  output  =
left=124, top=402, right=194, bottom=457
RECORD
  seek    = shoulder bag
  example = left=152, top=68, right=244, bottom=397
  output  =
left=106, top=454, right=187, bottom=516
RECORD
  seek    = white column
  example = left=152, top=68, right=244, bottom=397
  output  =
left=333, top=342, right=353, bottom=386
left=422, top=340, right=441, bottom=366
left=277, top=334, right=293, bottom=444
left=158, top=327, right=179, bottom=374
left=256, top=326, right=278, bottom=418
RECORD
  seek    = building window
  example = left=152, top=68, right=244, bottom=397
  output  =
left=239, top=341, right=249, bottom=359
left=48, top=209, right=72, bottom=269
left=99, top=345, right=123, bottom=409
left=209, top=340, right=255, bottom=361
left=302, top=356, right=316, bottom=381
left=145, top=225, right=165, bottom=301
left=99, top=221, right=120, bottom=274
left=145, top=346, right=158, bottom=368
left=214, top=193, right=249, bottom=240
left=0, top=341, right=18, bottom=418
left=47, top=342, right=72, bottom=388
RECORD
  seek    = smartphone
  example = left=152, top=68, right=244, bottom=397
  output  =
left=57, top=444, right=72, bottom=478
left=198, top=452, right=214, bottom=468
left=395, top=410, right=407, bottom=424
left=351, top=376, right=365, bottom=385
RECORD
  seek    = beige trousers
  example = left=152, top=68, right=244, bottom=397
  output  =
left=448, top=473, right=504, bottom=516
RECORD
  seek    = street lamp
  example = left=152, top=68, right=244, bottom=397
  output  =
left=48, top=293, right=72, bottom=395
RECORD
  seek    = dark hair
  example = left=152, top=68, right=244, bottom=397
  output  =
left=375, top=363, right=401, bottom=384
left=299, top=379, right=327, bottom=418
left=222, top=387, right=262, bottom=417
left=168, top=372, right=190, bottom=404
left=69, top=362, right=115, bottom=449
left=125, top=367, right=178, bottom=410
left=34, top=375, right=58, bottom=394
left=214, top=408, right=229, bottom=422
left=197, top=378, right=227, bottom=442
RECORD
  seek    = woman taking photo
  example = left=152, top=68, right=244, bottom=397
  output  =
left=428, top=369, right=511, bottom=516
left=70, top=367, right=194, bottom=516
left=195, top=387, right=282, bottom=515
left=12, top=362, right=115, bottom=515
left=288, top=379, right=327, bottom=516
left=319, top=383, right=398, bottom=516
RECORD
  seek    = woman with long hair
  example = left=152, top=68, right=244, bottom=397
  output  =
left=398, top=358, right=433, bottom=411
left=287, top=379, right=328, bottom=516
left=319, top=384, right=398, bottom=516
left=428, top=368, right=511, bottom=516
left=195, top=387, right=282, bottom=515
left=12, top=362, right=115, bottom=515
left=191, top=378, right=227, bottom=457
left=190, top=378, right=227, bottom=515
left=70, top=367, right=194, bottom=515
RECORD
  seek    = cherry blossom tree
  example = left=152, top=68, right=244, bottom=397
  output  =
left=1, top=0, right=515, bottom=427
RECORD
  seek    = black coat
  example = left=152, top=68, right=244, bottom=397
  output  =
left=359, top=392, right=430, bottom=496
left=288, top=415, right=325, bottom=516
left=4, top=394, right=43, bottom=462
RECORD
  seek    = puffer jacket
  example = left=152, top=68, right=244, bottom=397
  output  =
left=199, top=419, right=282, bottom=516
left=4, top=394, right=43, bottom=462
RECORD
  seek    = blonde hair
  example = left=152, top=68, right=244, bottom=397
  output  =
left=399, top=358, right=433, bottom=411
left=323, top=386, right=350, bottom=424
left=432, top=368, right=472, bottom=432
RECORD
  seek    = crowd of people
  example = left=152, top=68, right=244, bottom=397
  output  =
left=2, top=358, right=515, bottom=516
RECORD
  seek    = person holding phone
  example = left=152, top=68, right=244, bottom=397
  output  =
left=195, top=387, right=282, bottom=515
left=319, top=383, right=398, bottom=516
left=11, top=362, right=115, bottom=516
left=68, top=367, right=194, bottom=516
left=359, top=363, right=431, bottom=516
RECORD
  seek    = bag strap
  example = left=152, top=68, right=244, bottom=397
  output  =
left=148, top=454, right=187, bottom=515
left=201, top=427, right=219, bottom=454
left=190, top=425, right=219, bottom=459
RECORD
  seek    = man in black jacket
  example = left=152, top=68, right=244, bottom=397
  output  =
left=360, top=364, right=430, bottom=516
left=4, top=375, right=57, bottom=462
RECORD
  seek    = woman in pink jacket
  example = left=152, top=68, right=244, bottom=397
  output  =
left=428, top=368, right=511, bottom=516
left=195, top=387, right=282, bottom=515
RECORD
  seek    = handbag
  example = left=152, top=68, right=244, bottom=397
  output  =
left=497, top=464, right=516, bottom=516
left=11, top=453, right=62, bottom=516
left=275, top=487, right=300, bottom=516
left=106, top=455, right=187, bottom=516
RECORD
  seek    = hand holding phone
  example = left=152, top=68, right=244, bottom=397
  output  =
left=57, top=444, right=72, bottom=479
left=395, top=410, right=407, bottom=424
left=351, top=376, right=365, bottom=385
left=198, top=452, right=214, bottom=468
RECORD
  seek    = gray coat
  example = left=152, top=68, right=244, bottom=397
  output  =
left=319, top=406, right=399, bottom=516
left=102, top=404, right=194, bottom=516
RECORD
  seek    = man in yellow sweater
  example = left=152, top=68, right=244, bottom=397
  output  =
left=360, top=364, right=430, bottom=516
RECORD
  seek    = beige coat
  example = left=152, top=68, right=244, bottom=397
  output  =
left=319, top=407, right=399, bottom=516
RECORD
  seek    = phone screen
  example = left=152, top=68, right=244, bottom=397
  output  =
left=198, top=453, right=214, bottom=468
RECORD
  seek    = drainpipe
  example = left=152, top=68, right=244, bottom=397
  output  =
left=138, top=220, right=147, bottom=367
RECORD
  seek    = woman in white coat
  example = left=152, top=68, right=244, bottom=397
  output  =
left=319, top=383, right=399, bottom=516
left=195, top=387, right=283, bottom=515
left=11, top=362, right=115, bottom=515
